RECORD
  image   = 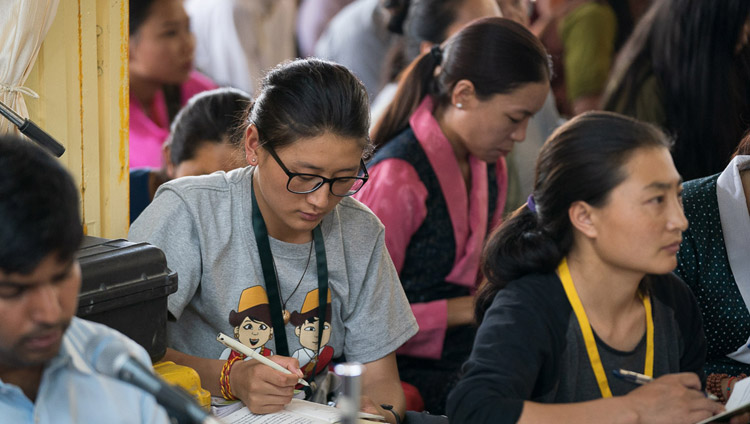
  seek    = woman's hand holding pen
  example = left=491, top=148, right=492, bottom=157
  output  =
left=229, top=355, right=304, bottom=414
left=623, top=373, right=724, bottom=424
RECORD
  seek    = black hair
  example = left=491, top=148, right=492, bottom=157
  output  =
left=372, top=17, right=550, bottom=147
left=401, top=0, right=466, bottom=60
left=382, top=0, right=497, bottom=102
left=0, top=135, right=83, bottom=274
left=383, top=0, right=413, bottom=34
left=602, top=0, right=750, bottom=180
left=129, top=0, right=156, bottom=36
left=168, top=87, right=252, bottom=166
left=475, top=112, right=671, bottom=322
left=605, top=0, right=634, bottom=51
left=248, top=58, right=373, bottom=157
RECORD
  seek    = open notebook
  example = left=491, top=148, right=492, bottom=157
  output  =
left=698, top=377, right=750, bottom=423
left=216, top=398, right=383, bottom=424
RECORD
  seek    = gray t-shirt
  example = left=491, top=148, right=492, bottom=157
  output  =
left=129, top=166, right=418, bottom=389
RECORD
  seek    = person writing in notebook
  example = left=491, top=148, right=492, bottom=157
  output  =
left=129, top=58, right=418, bottom=424
left=447, top=112, right=743, bottom=423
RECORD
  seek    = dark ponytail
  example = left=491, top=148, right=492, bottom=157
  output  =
left=475, top=206, right=567, bottom=323
left=371, top=17, right=550, bottom=148
left=371, top=48, right=443, bottom=148
left=475, top=111, right=673, bottom=322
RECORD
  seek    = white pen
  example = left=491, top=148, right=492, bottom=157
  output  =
left=613, top=369, right=719, bottom=401
left=612, top=369, right=653, bottom=385
left=217, top=332, right=310, bottom=387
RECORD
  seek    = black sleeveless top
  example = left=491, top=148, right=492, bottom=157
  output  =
left=369, top=127, right=499, bottom=303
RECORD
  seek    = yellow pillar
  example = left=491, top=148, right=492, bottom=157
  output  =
left=25, top=0, right=129, bottom=238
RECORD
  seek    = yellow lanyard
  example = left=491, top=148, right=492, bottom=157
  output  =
left=557, top=257, right=654, bottom=398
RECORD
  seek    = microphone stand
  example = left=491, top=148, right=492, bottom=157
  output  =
left=0, top=99, right=65, bottom=157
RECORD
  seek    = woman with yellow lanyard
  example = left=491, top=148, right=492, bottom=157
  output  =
left=447, top=111, right=739, bottom=423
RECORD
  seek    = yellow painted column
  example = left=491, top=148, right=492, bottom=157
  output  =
left=25, top=0, right=130, bottom=238
left=96, top=0, right=130, bottom=237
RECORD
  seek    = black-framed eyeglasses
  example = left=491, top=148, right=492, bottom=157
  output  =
left=266, top=147, right=369, bottom=197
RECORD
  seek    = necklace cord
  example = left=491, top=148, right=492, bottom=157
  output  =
left=272, top=239, right=314, bottom=309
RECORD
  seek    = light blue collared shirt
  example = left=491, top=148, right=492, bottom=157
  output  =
left=0, top=317, right=170, bottom=424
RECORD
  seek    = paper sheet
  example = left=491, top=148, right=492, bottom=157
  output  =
left=697, top=378, right=750, bottom=424
left=217, top=399, right=381, bottom=424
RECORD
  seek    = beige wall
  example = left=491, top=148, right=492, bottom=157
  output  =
left=25, top=0, right=130, bottom=238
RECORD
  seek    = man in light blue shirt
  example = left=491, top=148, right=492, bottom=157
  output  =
left=0, top=135, right=171, bottom=424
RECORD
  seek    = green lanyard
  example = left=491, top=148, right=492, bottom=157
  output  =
left=251, top=185, right=329, bottom=359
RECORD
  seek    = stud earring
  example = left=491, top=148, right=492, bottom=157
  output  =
left=456, top=103, right=463, bottom=109
left=251, top=157, right=257, bottom=163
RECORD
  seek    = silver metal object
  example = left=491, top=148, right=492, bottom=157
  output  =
left=334, top=362, right=365, bottom=424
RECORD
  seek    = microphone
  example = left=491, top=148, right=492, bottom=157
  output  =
left=0, top=100, right=65, bottom=157
left=85, top=334, right=222, bottom=424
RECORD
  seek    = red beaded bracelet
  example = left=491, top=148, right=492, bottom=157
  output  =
left=220, top=355, right=242, bottom=400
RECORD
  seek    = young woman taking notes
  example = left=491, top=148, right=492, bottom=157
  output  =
left=130, top=59, right=417, bottom=424
left=447, top=112, right=746, bottom=424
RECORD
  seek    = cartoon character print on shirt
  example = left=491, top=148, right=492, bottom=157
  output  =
left=290, top=288, right=334, bottom=381
left=222, top=286, right=275, bottom=361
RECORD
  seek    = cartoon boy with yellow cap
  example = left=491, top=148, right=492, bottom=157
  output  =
left=221, top=286, right=274, bottom=361
left=290, top=288, right=334, bottom=379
